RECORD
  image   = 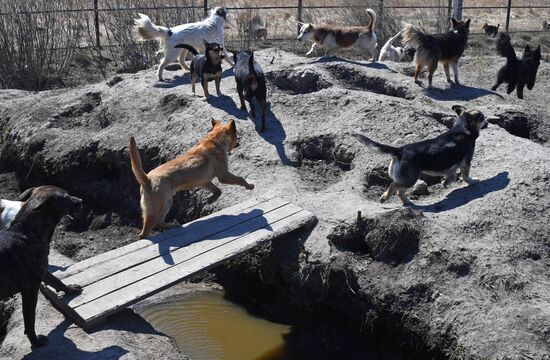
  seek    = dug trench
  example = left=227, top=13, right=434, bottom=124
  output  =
left=1, top=49, right=550, bottom=358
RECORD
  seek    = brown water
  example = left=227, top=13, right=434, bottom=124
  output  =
left=138, top=289, right=303, bottom=360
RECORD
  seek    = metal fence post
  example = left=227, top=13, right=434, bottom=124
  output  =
left=447, top=0, right=452, bottom=21
left=94, top=0, right=101, bottom=49
left=505, top=0, right=512, bottom=31
left=297, top=0, right=302, bottom=35
left=453, top=0, right=463, bottom=20
left=378, top=0, right=384, bottom=19
left=203, top=0, right=208, bottom=17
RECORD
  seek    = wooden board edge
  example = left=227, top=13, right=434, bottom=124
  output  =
left=40, top=284, right=90, bottom=331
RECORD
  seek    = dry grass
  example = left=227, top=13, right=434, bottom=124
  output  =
left=0, top=0, right=548, bottom=90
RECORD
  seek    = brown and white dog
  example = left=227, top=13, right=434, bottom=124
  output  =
left=129, top=119, right=255, bottom=239
left=297, top=8, right=378, bottom=61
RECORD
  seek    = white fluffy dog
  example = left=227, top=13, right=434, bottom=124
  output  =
left=378, top=30, right=405, bottom=62
left=134, top=7, right=234, bottom=82
left=0, top=199, right=23, bottom=229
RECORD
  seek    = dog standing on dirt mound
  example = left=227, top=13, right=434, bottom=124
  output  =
left=491, top=32, right=541, bottom=99
left=129, top=119, right=255, bottom=239
left=353, top=105, right=487, bottom=205
left=402, top=18, right=471, bottom=87
left=134, top=7, right=234, bottom=82
left=0, top=186, right=83, bottom=348
left=297, top=8, right=378, bottom=61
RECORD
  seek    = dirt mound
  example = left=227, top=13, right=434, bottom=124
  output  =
left=1, top=49, right=550, bottom=359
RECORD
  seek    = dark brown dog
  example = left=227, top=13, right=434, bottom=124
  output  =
left=0, top=186, right=83, bottom=348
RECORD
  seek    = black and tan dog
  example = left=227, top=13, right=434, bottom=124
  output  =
left=353, top=105, right=487, bottom=205
left=232, top=50, right=267, bottom=132
left=175, top=40, right=225, bottom=99
left=403, top=18, right=471, bottom=87
left=0, top=186, right=83, bottom=347
left=492, top=32, right=541, bottom=99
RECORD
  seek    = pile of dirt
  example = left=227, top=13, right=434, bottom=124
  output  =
left=1, top=48, right=550, bottom=358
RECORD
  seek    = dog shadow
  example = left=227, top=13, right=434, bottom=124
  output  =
left=309, top=56, right=398, bottom=73
left=21, top=319, right=129, bottom=359
left=208, top=93, right=249, bottom=120
left=410, top=171, right=510, bottom=213
left=154, top=208, right=272, bottom=265
left=152, top=67, right=234, bottom=89
left=257, top=102, right=298, bottom=167
left=424, top=83, right=504, bottom=101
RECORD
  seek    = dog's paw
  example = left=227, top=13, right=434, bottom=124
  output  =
left=245, top=183, right=255, bottom=190
left=379, top=194, right=388, bottom=203
left=402, top=198, right=415, bottom=206
left=464, top=177, right=480, bottom=185
left=30, top=335, right=48, bottom=348
left=65, top=284, right=83, bottom=295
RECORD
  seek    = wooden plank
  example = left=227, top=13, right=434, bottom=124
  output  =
left=54, top=197, right=273, bottom=280
left=60, top=198, right=289, bottom=287
left=40, top=285, right=88, bottom=329
left=66, top=203, right=304, bottom=309
left=76, top=209, right=315, bottom=328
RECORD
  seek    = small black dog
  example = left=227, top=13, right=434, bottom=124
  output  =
left=232, top=50, right=267, bottom=132
left=403, top=18, right=471, bottom=87
left=175, top=40, right=225, bottom=99
left=353, top=105, right=487, bottom=205
left=492, top=32, right=541, bottom=99
left=0, top=186, right=83, bottom=348
left=482, top=22, right=499, bottom=37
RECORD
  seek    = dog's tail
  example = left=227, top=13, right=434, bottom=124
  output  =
left=134, top=14, right=171, bottom=43
left=248, top=51, right=259, bottom=90
left=378, top=30, right=402, bottom=61
left=402, top=24, right=439, bottom=65
left=496, top=32, right=517, bottom=63
left=352, top=134, right=401, bottom=157
left=366, top=8, right=377, bottom=31
left=174, top=43, right=199, bottom=56
left=129, top=137, right=152, bottom=192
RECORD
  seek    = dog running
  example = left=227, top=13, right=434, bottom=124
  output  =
left=129, top=119, right=254, bottom=239
left=378, top=30, right=405, bottom=62
left=0, top=186, right=83, bottom=347
left=134, top=7, right=234, bottom=82
left=403, top=18, right=471, bottom=87
left=232, top=50, right=268, bottom=132
left=482, top=22, right=499, bottom=37
left=492, top=32, right=541, bottom=99
left=175, top=40, right=225, bottom=99
left=297, top=8, right=378, bottom=60
left=353, top=105, right=487, bottom=205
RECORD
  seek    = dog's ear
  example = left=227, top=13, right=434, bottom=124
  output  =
left=228, top=119, right=237, bottom=133
left=451, top=18, right=459, bottom=28
left=452, top=105, right=466, bottom=116
left=211, top=118, right=221, bottom=128
left=203, top=39, right=209, bottom=48
left=464, top=18, right=471, bottom=28
left=297, top=21, right=304, bottom=26
left=524, top=45, right=532, bottom=56
left=17, top=187, right=36, bottom=202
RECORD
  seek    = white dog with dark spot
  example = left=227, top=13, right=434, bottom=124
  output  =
left=134, top=7, right=234, bottom=82
left=0, top=199, right=23, bottom=229
left=378, top=30, right=405, bottom=62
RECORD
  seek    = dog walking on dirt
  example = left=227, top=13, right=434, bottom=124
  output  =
left=129, top=119, right=254, bottom=239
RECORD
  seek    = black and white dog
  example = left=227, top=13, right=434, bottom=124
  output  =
left=353, top=105, right=487, bottom=205
left=492, top=32, right=541, bottom=99
left=232, top=51, right=267, bottom=132
left=134, top=7, right=234, bottom=81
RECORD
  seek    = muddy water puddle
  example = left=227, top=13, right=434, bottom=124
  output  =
left=138, top=289, right=303, bottom=360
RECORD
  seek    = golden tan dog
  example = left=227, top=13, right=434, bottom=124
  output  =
left=129, top=118, right=254, bottom=239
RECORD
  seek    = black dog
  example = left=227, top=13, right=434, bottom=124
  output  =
left=403, top=18, right=471, bottom=87
left=492, top=32, right=541, bottom=99
left=353, top=105, right=487, bottom=205
left=482, top=23, right=499, bottom=37
left=232, top=50, right=267, bottom=132
left=175, top=40, right=225, bottom=99
left=0, top=186, right=83, bottom=348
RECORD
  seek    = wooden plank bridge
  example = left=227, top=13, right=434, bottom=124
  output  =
left=42, top=198, right=316, bottom=330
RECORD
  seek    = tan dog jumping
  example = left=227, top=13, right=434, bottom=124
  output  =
left=129, top=118, right=254, bottom=239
